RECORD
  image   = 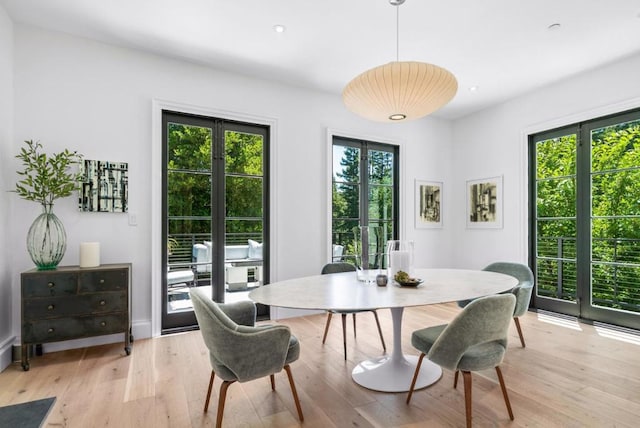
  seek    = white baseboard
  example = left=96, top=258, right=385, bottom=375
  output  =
left=132, top=319, right=152, bottom=340
left=0, top=335, right=16, bottom=372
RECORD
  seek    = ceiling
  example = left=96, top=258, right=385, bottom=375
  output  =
left=2, top=0, right=640, bottom=120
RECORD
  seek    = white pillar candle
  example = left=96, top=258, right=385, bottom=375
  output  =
left=389, top=251, right=401, bottom=269
left=389, top=250, right=411, bottom=279
left=391, top=251, right=410, bottom=269
left=79, top=242, right=100, bottom=268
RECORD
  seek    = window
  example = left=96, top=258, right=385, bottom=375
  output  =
left=331, top=136, right=399, bottom=267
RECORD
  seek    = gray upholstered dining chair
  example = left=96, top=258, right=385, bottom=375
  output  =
left=320, top=262, right=386, bottom=360
left=407, top=294, right=516, bottom=428
left=189, top=288, right=303, bottom=428
left=458, top=262, right=534, bottom=348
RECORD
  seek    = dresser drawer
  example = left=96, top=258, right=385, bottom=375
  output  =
left=23, top=313, right=128, bottom=343
left=22, top=272, right=78, bottom=298
left=23, top=292, right=127, bottom=320
left=79, top=269, right=128, bottom=292
left=84, top=314, right=128, bottom=335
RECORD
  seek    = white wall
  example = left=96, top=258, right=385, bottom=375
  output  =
left=9, top=24, right=455, bottom=346
left=452, top=53, right=640, bottom=269
left=0, top=5, right=15, bottom=371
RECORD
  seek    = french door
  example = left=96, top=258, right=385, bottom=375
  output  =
left=331, top=136, right=399, bottom=267
left=161, top=111, right=269, bottom=332
left=530, top=109, right=640, bottom=329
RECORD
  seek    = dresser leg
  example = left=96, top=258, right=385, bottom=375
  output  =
left=124, top=328, right=133, bottom=356
left=21, top=345, right=30, bottom=371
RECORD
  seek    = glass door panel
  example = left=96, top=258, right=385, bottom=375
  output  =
left=331, top=144, right=361, bottom=264
left=163, top=119, right=213, bottom=329
left=532, top=131, right=579, bottom=315
left=585, top=118, right=640, bottom=325
left=223, top=129, right=266, bottom=312
left=367, top=148, right=395, bottom=250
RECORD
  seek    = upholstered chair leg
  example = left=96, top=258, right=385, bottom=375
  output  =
left=204, top=370, right=215, bottom=412
left=372, top=311, right=386, bottom=351
left=495, top=366, right=514, bottom=420
left=353, top=313, right=357, bottom=338
left=322, top=312, right=333, bottom=344
left=513, top=317, right=526, bottom=348
left=341, top=313, right=348, bottom=360
left=462, top=371, right=473, bottom=428
left=216, top=380, right=235, bottom=428
left=270, top=374, right=275, bottom=391
left=453, top=370, right=459, bottom=389
left=284, top=365, right=304, bottom=422
left=406, top=353, right=426, bottom=404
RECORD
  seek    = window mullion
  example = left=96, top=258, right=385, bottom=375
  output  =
left=211, top=120, right=226, bottom=303
left=361, top=144, right=369, bottom=226
left=576, top=124, right=593, bottom=316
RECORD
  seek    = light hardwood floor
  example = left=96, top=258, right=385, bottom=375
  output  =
left=1, top=303, right=639, bottom=427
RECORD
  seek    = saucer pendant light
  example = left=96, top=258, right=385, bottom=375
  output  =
left=342, top=0, right=457, bottom=122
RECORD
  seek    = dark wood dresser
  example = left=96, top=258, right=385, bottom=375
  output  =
left=21, top=263, right=132, bottom=370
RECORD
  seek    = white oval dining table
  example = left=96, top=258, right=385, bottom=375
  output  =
left=249, top=268, right=518, bottom=392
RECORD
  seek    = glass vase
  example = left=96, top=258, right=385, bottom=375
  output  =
left=27, top=204, right=67, bottom=270
left=353, top=225, right=384, bottom=283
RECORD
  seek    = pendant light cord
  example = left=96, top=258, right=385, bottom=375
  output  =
left=390, top=0, right=406, bottom=62
left=396, top=4, right=400, bottom=62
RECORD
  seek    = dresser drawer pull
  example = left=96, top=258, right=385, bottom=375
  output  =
left=47, top=304, right=55, bottom=310
left=47, top=282, right=55, bottom=288
left=48, top=327, right=55, bottom=333
left=100, top=300, right=106, bottom=306
left=100, top=321, right=107, bottom=327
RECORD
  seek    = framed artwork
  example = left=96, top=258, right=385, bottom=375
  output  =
left=78, top=160, right=129, bottom=212
left=466, top=175, right=503, bottom=229
left=415, top=180, right=443, bottom=229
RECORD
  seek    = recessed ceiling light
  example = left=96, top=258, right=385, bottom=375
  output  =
left=547, top=23, right=561, bottom=31
left=273, top=25, right=286, bottom=33
left=468, top=86, right=479, bottom=93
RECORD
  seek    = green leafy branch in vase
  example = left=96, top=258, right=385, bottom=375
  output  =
left=14, top=139, right=84, bottom=206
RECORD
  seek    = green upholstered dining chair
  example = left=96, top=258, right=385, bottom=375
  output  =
left=189, top=288, right=304, bottom=428
left=407, top=294, right=517, bottom=428
left=320, top=262, right=386, bottom=360
left=458, top=262, right=534, bottom=348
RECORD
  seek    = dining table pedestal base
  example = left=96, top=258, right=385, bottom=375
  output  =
left=351, top=306, right=442, bottom=392
left=352, top=354, right=442, bottom=392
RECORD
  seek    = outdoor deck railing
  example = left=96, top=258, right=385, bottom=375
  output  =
left=167, top=232, right=262, bottom=286
left=536, top=236, right=640, bottom=312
